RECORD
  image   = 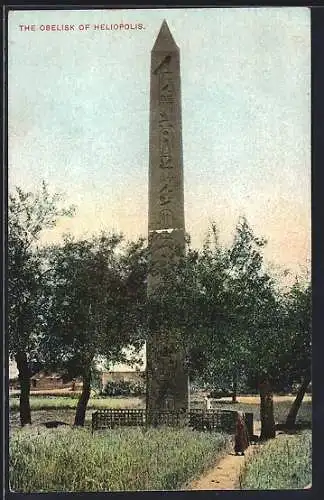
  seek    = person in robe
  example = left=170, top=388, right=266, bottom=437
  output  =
left=234, top=411, right=250, bottom=455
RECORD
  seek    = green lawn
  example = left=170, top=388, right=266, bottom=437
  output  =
left=9, top=395, right=144, bottom=411
left=239, top=430, right=312, bottom=489
left=9, top=397, right=144, bottom=432
left=9, top=426, right=231, bottom=492
left=214, top=401, right=312, bottom=425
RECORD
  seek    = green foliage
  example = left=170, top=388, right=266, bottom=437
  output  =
left=8, top=183, right=75, bottom=424
left=8, top=183, right=148, bottom=424
left=279, top=279, right=311, bottom=384
left=240, top=430, right=312, bottom=489
left=147, top=216, right=311, bottom=404
left=208, top=389, right=233, bottom=399
left=222, top=217, right=283, bottom=378
left=9, top=184, right=310, bottom=430
left=90, top=365, right=104, bottom=394
left=152, top=217, right=283, bottom=383
left=9, top=427, right=231, bottom=492
left=102, top=379, right=145, bottom=397
left=44, top=233, right=148, bottom=379
left=8, top=182, right=75, bottom=359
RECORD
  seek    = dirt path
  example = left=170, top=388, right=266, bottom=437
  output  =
left=188, top=443, right=261, bottom=490
left=188, top=422, right=313, bottom=491
left=188, top=422, right=262, bottom=490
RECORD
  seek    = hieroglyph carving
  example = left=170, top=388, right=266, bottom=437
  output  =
left=158, top=58, right=175, bottom=227
left=148, top=230, right=179, bottom=276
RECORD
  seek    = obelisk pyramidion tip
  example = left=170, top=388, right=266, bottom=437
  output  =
left=152, top=19, right=179, bottom=52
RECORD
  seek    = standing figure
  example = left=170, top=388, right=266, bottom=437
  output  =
left=205, top=396, right=212, bottom=410
left=234, top=411, right=250, bottom=455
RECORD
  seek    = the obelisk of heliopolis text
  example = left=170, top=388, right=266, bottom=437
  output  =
left=146, top=20, right=188, bottom=414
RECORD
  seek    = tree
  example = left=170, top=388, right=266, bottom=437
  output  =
left=145, top=219, right=275, bottom=435
left=224, top=217, right=283, bottom=440
left=177, top=219, right=280, bottom=438
left=130, top=216, right=305, bottom=440
left=182, top=226, right=233, bottom=387
left=45, top=232, right=147, bottom=426
left=185, top=217, right=281, bottom=439
left=282, top=278, right=311, bottom=427
left=8, top=183, right=74, bottom=425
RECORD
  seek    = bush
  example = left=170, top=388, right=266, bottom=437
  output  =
left=102, top=379, right=145, bottom=397
left=208, top=389, right=233, bottom=399
left=10, top=427, right=231, bottom=492
left=239, top=430, right=311, bottom=489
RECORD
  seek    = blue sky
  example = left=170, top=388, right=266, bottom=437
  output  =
left=8, top=7, right=310, bottom=278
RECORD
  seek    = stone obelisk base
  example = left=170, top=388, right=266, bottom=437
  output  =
left=146, top=330, right=188, bottom=420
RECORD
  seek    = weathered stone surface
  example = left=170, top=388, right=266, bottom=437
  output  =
left=146, top=20, right=188, bottom=415
left=147, top=228, right=185, bottom=293
left=146, top=330, right=188, bottom=412
left=148, top=20, right=185, bottom=234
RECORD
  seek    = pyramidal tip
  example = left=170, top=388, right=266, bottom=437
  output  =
left=152, top=19, right=179, bottom=52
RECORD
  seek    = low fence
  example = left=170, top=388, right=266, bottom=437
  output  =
left=92, top=408, right=254, bottom=439
left=189, top=409, right=238, bottom=433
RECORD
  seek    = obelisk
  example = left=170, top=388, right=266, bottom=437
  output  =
left=146, top=20, right=188, bottom=416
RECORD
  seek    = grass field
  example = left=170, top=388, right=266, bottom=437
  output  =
left=211, top=400, right=312, bottom=426
left=9, top=395, right=143, bottom=411
left=9, top=409, right=92, bottom=431
left=9, top=426, right=231, bottom=492
left=9, top=394, right=312, bottom=491
left=9, top=396, right=144, bottom=432
left=239, top=430, right=312, bottom=489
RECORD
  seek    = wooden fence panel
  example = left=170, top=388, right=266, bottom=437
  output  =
left=92, top=408, right=254, bottom=437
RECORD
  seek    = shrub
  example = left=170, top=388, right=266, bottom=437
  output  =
left=102, top=379, right=145, bottom=397
left=208, top=389, right=233, bottom=399
left=10, top=427, right=231, bottom=492
left=239, top=430, right=311, bottom=489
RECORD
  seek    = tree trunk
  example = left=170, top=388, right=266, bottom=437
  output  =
left=232, top=370, right=238, bottom=403
left=15, top=351, right=31, bottom=426
left=259, top=376, right=276, bottom=440
left=74, top=369, right=91, bottom=426
left=285, top=377, right=311, bottom=428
